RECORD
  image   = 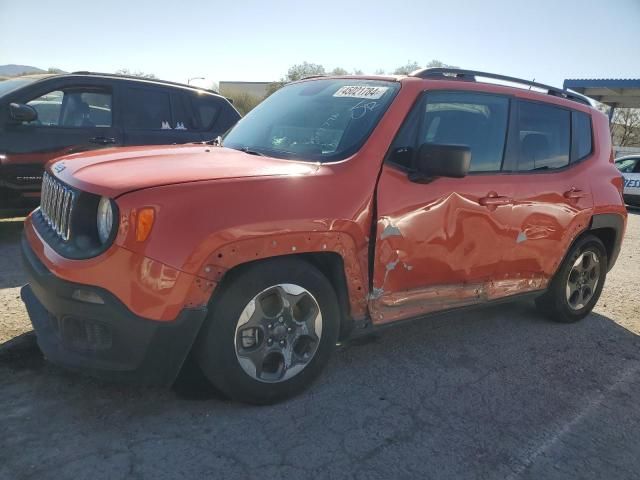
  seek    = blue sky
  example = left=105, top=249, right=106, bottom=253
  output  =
left=1, top=0, right=638, bottom=89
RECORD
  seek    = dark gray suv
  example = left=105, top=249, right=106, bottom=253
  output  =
left=0, top=72, right=240, bottom=210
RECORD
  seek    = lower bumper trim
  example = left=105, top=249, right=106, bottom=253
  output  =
left=21, top=234, right=208, bottom=386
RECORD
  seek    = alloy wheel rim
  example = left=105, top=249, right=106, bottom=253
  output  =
left=565, top=250, right=600, bottom=310
left=234, top=284, right=323, bottom=383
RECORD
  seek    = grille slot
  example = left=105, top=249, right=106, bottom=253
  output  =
left=40, top=172, right=75, bottom=241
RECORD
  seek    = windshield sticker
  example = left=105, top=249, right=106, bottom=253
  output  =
left=175, top=122, right=187, bottom=130
left=333, top=86, right=389, bottom=99
left=161, top=121, right=172, bottom=129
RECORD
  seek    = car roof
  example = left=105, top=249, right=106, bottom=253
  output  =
left=295, top=69, right=594, bottom=111
left=10, top=71, right=225, bottom=99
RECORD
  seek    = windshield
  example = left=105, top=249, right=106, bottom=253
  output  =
left=223, top=79, right=400, bottom=162
left=0, top=77, right=41, bottom=97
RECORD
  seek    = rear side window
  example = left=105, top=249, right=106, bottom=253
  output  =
left=517, top=101, right=570, bottom=171
left=123, top=88, right=172, bottom=130
left=572, top=111, right=592, bottom=161
left=420, top=92, right=509, bottom=172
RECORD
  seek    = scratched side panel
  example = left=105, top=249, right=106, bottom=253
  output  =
left=369, top=165, right=516, bottom=324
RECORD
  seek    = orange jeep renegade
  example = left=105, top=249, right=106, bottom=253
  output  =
left=21, top=69, right=627, bottom=404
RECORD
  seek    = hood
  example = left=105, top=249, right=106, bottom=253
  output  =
left=50, top=144, right=320, bottom=198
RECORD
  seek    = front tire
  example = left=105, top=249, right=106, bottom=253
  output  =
left=195, top=258, right=340, bottom=404
left=535, top=234, right=608, bottom=323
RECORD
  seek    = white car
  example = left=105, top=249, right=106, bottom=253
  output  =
left=615, top=155, right=640, bottom=206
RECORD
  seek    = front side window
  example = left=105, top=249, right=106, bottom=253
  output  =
left=420, top=92, right=510, bottom=172
left=386, top=91, right=510, bottom=172
left=123, top=88, right=172, bottom=130
left=25, top=89, right=112, bottom=127
left=223, top=79, right=400, bottom=162
left=517, top=101, right=570, bottom=171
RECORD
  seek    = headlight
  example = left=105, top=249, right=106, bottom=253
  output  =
left=97, top=196, right=114, bottom=244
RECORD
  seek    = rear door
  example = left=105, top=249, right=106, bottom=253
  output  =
left=499, top=101, right=595, bottom=285
left=1, top=80, right=121, bottom=203
left=122, top=85, right=202, bottom=145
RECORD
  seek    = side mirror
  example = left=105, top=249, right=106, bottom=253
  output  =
left=9, top=103, right=38, bottom=123
left=410, top=143, right=471, bottom=182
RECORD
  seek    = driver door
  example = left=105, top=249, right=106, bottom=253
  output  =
left=369, top=90, right=517, bottom=325
left=2, top=83, right=122, bottom=202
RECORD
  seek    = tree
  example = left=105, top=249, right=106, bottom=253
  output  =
left=374, top=68, right=387, bottom=75
left=115, top=68, right=157, bottom=79
left=47, top=67, right=65, bottom=74
left=391, top=60, right=459, bottom=76
left=266, top=61, right=326, bottom=95
left=353, top=69, right=364, bottom=75
left=393, top=61, right=421, bottom=75
left=222, top=90, right=262, bottom=116
left=331, top=67, right=349, bottom=76
left=612, top=108, right=640, bottom=147
left=425, top=59, right=459, bottom=69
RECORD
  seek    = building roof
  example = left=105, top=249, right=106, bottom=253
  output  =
left=563, top=78, right=640, bottom=108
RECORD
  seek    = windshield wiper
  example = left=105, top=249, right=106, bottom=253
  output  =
left=238, top=146, right=265, bottom=156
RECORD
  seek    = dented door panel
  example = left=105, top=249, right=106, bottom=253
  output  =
left=370, top=165, right=515, bottom=324
left=500, top=162, right=594, bottom=282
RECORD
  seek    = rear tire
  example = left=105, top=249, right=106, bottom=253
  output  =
left=535, top=234, right=607, bottom=323
left=195, top=257, right=340, bottom=404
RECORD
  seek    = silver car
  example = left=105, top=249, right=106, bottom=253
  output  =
left=615, top=155, right=640, bottom=206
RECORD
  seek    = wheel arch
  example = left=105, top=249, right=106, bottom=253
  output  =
left=209, top=252, right=356, bottom=340
left=588, top=213, right=626, bottom=271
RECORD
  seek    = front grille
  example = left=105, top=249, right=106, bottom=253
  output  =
left=40, top=172, right=75, bottom=241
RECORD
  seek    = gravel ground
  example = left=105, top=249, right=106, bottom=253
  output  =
left=1, top=211, right=639, bottom=479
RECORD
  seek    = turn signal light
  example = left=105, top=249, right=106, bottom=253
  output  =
left=135, top=208, right=155, bottom=242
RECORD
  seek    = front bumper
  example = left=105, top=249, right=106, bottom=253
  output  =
left=21, top=234, right=207, bottom=386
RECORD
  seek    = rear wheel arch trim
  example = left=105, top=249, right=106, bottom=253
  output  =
left=588, top=213, right=625, bottom=271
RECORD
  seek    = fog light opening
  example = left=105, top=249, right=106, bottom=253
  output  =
left=71, top=289, right=105, bottom=305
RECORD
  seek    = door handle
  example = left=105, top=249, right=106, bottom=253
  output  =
left=89, top=136, right=116, bottom=145
left=564, top=188, right=588, bottom=199
left=479, top=192, right=513, bottom=207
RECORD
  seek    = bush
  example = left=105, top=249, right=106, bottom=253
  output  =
left=221, top=89, right=263, bottom=116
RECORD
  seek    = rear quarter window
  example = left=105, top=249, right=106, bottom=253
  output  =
left=192, top=95, right=221, bottom=130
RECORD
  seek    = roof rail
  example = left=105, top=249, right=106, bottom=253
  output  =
left=70, top=71, right=220, bottom=95
left=410, top=68, right=591, bottom=106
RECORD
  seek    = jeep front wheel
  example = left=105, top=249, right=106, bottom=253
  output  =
left=195, top=258, right=340, bottom=404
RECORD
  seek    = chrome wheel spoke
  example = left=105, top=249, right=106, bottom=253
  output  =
left=565, top=250, right=601, bottom=311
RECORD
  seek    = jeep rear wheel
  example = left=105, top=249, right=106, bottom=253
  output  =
left=535, top=234, right=608, bottom=323
left=195, top=258, right=340, bottom=404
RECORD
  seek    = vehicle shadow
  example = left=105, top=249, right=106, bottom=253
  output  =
left=1, top=300, right=639, bottom=479
left=0, top=217, right=27, bottom=288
